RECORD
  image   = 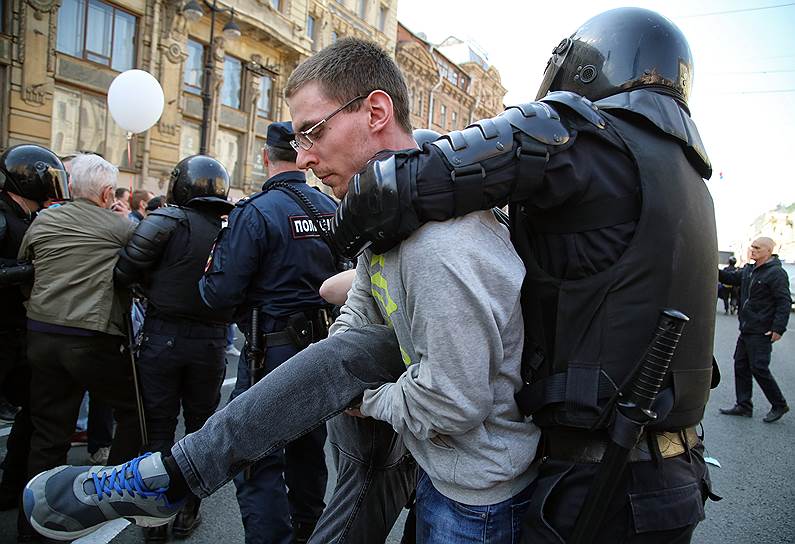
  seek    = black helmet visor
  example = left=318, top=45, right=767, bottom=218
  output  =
left=536, top=38, right=572, bottom=100
left=40, top=164, right=71, bottom=202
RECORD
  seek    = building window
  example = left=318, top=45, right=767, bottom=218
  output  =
left=56, top=0, right=136, bottom=72
left=215, top=129, right=242, bottom=186
left=0, top=0, right=5, bottom=34
left=270, top=0, right=281, bottom=10
left=306, top=14, right=315, bottom=41
left=252, top=137, right=267, bottom=182
left=51, top=86, right=132, bottom=169
left=417, top=93, right=423, bottom=116
left=179, top=121, right=201, bottom=159
left=439, top=104, right=447, bottom=128
left=378, top=4, right=388, bottom=32
left=451, top=110, right=458, bottom=130
left=183, top=39, right=204, bottom=95
left=330, top=31, right=338, bottom=45
left=221, top=56, right=242, bottom=109
left=358, top=0, right=367, bottom=19
left=257, top=75, right=273, bottom=118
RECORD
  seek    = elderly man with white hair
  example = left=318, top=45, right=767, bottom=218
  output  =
left=17, top=153, right=142, bottom=507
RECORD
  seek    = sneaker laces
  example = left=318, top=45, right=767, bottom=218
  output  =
left=91, top=453, right=170, bottom=504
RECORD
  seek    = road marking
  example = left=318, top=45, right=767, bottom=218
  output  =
left=0, top=378, right=236, bottom=438
left=73, top=519, right=131, bottom=544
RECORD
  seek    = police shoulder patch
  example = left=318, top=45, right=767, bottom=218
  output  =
left=289, top=213, right=334, bottom=240
left=234, top=190, right=267, bottom=208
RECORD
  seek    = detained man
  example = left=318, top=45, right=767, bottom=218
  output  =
left=22, top=39, right=538, bottom=543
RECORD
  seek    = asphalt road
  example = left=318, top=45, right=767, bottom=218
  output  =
left=1, top=306, right=793, bottom=543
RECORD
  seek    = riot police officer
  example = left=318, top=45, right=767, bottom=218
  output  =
left=0, top=145, right=68, bottom=538
left=113, top=155, right=235, bottom=542
left=200, top=122, right=338, bottom=544
left=333, top=8, right=719, bottom=543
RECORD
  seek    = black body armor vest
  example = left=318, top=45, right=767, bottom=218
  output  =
left=147, top=207, right=232, bottom=324
left=0, top=193, right=33, bottom=329
left=515, top=106, right=717, bottom=431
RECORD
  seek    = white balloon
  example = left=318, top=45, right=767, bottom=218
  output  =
left=107, top=69, right=165, bottom=134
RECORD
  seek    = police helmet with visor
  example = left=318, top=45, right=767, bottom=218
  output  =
left=535, top=7, right=694, bottom=110
left=0, top=144, right=70, bottom=204
left=167, top=155, right=233, bottom=212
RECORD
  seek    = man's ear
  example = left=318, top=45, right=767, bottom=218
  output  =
left=366, top=90, right=393, bottom=134
left=262, top=148, right=270, bottom=170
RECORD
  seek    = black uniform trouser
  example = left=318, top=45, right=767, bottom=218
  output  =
left=137, top=316, right=227, bottom=455
left=26, top=331, right=141, bottom=478
left=0, top=328, right=32, bottom=495
left=231, top=335, right=328, bottom=544
left=734, top=333, right=787, bottom=411
left=520, top=442, right=714, bottom=543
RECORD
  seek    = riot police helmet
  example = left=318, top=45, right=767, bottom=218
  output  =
left=412, top=128, right=441, bottom=147
left=536, top=7, right=694, bottom=109
left=728, top=256, right=737, bottom=266
left=167, top=155, right=233, bottom=212
left=0, top=144, right=70, bottom=204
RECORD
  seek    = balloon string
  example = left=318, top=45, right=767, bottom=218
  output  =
left=126, top=132, right=133, bottom=195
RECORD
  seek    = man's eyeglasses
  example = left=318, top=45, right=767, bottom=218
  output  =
left=290, top=95, right=365, bottom=152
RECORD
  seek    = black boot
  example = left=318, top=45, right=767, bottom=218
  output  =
left=292, top=521, right=316, bottom=544
left=172, top=496, right=201, bottom=538
left=143, top=525, right=169, bottom=543
left=0, top=483, right=21, bottom=511
left=17, top=506, right=38, bottom=543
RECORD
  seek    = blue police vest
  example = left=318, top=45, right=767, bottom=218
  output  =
left=201, top=171, right=338, bottom=323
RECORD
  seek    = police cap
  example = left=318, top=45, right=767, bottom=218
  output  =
left=267, top=122, right=295, bottom=151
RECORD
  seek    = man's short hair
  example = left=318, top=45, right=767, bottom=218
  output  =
left=145, top=195, right=166, bottom=212
left=68, top=154, right=118, bottom=200
left=285, top=37, right=412, bottom=134
left=131, top=190, right=153, bottom=211
left=266, top=145, right=297, bottom=164
left=115, top=187, right=130, bottom=200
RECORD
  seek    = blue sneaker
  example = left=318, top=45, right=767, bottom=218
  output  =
left=24, top=452, right=181, bottom=541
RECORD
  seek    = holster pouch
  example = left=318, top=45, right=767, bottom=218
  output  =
left=285, top=313, right=313, bottom=350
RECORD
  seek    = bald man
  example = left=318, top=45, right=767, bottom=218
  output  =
left=719, top=237, right=791, bottom=423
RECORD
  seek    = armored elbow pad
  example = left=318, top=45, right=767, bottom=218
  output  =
left=333, top=151, right=422, bottom=259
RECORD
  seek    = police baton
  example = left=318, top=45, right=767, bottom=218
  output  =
left=568, top=309, right=689, bottom=544
left=244, top=308, right=263, bottom=480
left=124, top=300, right=149, bottom=449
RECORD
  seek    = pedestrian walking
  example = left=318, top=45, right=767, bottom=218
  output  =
left=719, top=237, right=791, bottom=422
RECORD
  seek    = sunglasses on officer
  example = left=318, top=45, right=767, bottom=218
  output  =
left=290, top=95, right=366, bottom=152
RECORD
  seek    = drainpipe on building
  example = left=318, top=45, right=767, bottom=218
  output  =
left=140, top=0, right=162, bottom=185
left=427, top=44, right=443, bottom=130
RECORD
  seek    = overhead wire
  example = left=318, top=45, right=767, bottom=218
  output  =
left=677, top=2, right=795, bottom=18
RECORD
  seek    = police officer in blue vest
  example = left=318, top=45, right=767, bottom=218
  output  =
left=199, top=122, right=337, bottom=544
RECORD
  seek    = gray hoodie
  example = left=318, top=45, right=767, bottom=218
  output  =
left=330, top=210, right=539, bottom=506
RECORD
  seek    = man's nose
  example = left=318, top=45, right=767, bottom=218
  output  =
left=296, top=148, right=316, bottom=171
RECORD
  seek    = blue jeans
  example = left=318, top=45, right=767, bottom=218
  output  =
left=415, top=468, right=532, bottom=544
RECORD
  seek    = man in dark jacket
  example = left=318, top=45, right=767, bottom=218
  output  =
left=719, top=237, right=791, bottom=422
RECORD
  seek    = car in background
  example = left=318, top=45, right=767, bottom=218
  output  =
left=782, top=262, right=795, bottom=311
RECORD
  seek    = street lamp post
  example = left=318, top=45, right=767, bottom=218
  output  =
left=182, top=0, right=241, bottom=155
